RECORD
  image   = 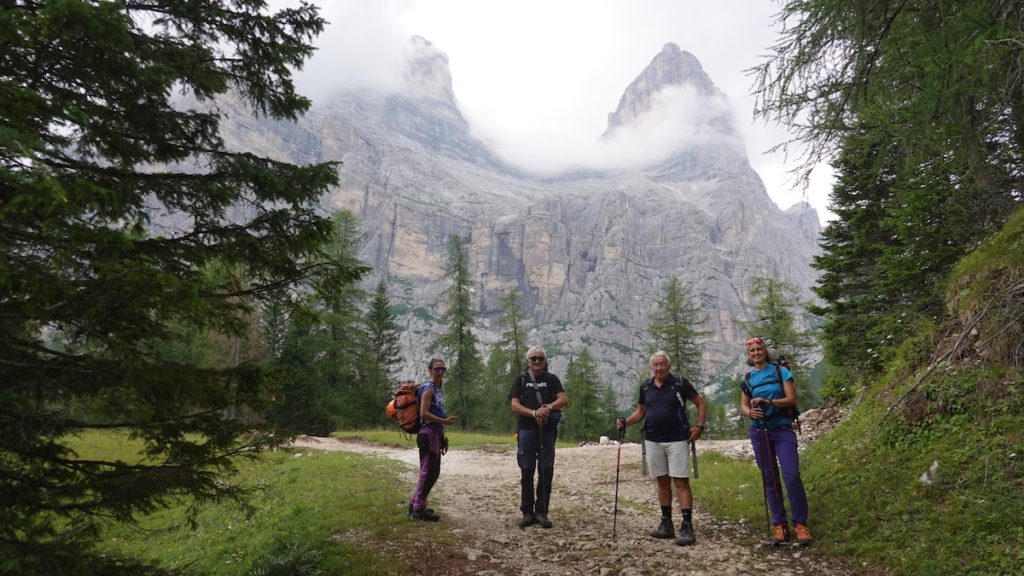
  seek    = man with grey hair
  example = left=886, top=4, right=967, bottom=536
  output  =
left=616, top=350, right=707, bottom=545
left=509, top=345, right=569, bottom=529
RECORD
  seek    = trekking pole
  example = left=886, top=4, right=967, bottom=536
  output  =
left=690, top=440, right=699, bottom=480
left=640, top=429, right=648, bottom=476
left=763, top=423, right=785, bottom=536
left=756, top=422, right=773, bottom=545
left=613, top=426, right=624, bottom=539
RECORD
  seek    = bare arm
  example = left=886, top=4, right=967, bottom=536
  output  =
left=420, top=387, right=456, bottom=426
left=689, top=394, right=708, bottom=441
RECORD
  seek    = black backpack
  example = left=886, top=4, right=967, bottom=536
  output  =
left=742, top=363, right=801, bottom=432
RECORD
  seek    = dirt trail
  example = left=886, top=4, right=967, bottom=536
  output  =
left=294, top=435, right=853, bottom=576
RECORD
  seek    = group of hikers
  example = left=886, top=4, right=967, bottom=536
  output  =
left=405, top=337, right=813, bottom=547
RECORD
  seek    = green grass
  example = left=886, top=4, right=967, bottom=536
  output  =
left=85, top=432, right=415, bottom=575
left=85, top=428, right=575, bottom=575
left=692, top=453, right=766, bottom=522
left=798, top=362, right=1024, bottom=576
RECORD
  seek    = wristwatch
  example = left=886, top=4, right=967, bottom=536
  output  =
left=694, top=424, right=705, bottom=430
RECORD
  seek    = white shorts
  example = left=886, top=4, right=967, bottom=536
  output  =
left=645, top=439, right=691, bottom=478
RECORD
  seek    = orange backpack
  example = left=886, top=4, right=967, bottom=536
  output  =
left=386, top=381, right=422, bottom=434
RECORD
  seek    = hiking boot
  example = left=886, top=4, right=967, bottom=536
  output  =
left=536, top=514, right=552, bottom=529
left=770, top=524, right=789, bottom=544
left=410, top=509, right=440, bottom=522
left=517, top=513, right=537, bottom=528
left=650, top=516, right=675, bottom=539
left=407, top=504, right=435, bottom=517
left=674, top=521, right=696, bottom=546
left=793, top=523, right=813, bottom=545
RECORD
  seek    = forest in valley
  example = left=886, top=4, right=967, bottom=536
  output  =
left=2, top=1, right=1022, bottom=574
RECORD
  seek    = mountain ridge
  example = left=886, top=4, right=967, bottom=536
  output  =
left=216, top=37, right=821, bottom=401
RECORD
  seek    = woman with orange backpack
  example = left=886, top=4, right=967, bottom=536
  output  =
left=408, top=357, right=457, bottom=521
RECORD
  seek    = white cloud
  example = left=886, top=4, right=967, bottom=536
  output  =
left=286, top=0, right=414, bottom=101
left=484, top=84, right=742, bottom=175
left=279, top=0, right=835, bottom=222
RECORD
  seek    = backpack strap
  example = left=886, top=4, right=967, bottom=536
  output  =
left=671, top=377, right=688, bottom=411
left=642, top=376, right=688, bottom=410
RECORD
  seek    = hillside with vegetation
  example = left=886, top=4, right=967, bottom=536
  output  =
left=805, top=207, right=1024, bottom=574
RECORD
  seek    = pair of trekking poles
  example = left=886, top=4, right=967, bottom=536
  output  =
left=611, top=429, right=698, bottom=539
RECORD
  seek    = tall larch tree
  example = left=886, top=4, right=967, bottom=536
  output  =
left=754, top=0, right=1024, bottom=382
left=560, top=349, right=617, bottom=442
left=365, top=278, right=404, bottom=424
left=483, top=288, right=531, bottom=432
left=646, top=277, right=708, bottom=383
left=432, top=235, right=484, bottom=430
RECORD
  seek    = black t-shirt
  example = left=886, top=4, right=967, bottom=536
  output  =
left=509, top=370, right=565, bottom=429
left=638, top=374, right=698, bottom=442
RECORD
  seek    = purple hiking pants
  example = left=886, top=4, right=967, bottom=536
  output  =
left=749, top=425, right=809, bottom=525
left=410, top=426, right=443, bottom=512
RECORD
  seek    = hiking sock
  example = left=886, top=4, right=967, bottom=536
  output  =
left=681, top=508, right=692, bottom=525
left=661, top=506, right=672, bottom=520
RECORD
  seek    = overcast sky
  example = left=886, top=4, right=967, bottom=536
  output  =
left=286, top=0, right=835, bottom=223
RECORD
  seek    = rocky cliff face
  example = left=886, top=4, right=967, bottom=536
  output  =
left=218, top=39, right=820, bottom=403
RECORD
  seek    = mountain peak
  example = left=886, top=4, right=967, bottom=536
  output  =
left=604, top=43, right=719, bottom=136
left=404, top=35, right=455, bottom=103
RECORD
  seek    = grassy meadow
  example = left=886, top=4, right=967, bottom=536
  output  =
left=86, top=430, right=414, bottom=575
left=78, top=401, right=1021, bottom=576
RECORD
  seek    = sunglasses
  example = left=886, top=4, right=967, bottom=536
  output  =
left=432, top=367, right=447, bottom=373
left=528, top=356, right=546, bottom=362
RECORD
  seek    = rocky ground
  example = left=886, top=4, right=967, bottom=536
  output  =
left=295, top=406, right=853, bottom=576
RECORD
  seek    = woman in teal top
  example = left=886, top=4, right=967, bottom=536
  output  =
left=740, top=337, right=813, bottom=546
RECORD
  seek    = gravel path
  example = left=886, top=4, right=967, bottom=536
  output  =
left=294, top=435, right=854, bottom=576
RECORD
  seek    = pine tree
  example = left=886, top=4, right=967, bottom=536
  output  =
left=560, top=349, right=617, bottom=442
left=432, top=235, right=484, bottom=430
left=365, top=278, right=404, bottom=425
left=0, top=2, right=340, bottom=566
left=646, top=277, right=708, bottom=382
left=482, top=289, right=531, bottom=432
left=810, top=132, right=901, bottom=383
left=266, top=211, right=372, bottom=434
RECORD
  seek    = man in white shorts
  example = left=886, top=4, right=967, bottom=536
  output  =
left=617, top=351, right=707, bottom=545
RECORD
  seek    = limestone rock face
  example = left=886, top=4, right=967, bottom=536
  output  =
left=217, top=40, right=820, bottom=402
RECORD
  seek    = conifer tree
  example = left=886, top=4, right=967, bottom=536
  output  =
left=483, top=289, right=531, bottom=432
left=267, top=211, right=371, bottom=433
left=433, top=235, right=484, bottom=430
left=0, top=1, right=342, bottom=566
left=646, top=277, right=708, bottom=382
left=365, top=278, right=403, bottom=424
left=560, top=349, right=617, bottom=442
left=754, top=0, right=1024, bottom=379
